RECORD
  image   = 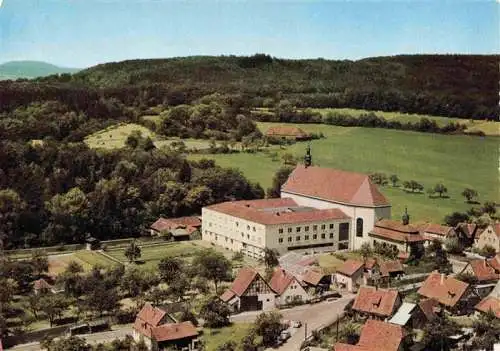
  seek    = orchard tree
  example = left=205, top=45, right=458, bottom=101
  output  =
left=389, top=174, right=399, bottom=187
left=254, top=311, right=283, bottom=347
left=192, top=249, right=231, bottom=293
left=461, top=188, right=478, bottom=203
left=481, top=201, right=497, bottom=216
left=433, top=183, right=448, bottom=198
left=158, top=257, right=183, bottom=284
left=40, top=294, right=72, bottom=327
left=124, top=241, right=141, bottom=263
left=444, top=212, right=469, bottom=227
left=199, top=297, right=231, bottom=328
left=31, top=250, right=49, bottom=277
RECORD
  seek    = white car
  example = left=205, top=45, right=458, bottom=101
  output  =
left=280, top=330, right=291, bottom=341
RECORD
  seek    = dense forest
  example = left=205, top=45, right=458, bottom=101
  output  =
left=0, top=54, right=498, bottom=249
left=1, top=54, right=498, bottom=119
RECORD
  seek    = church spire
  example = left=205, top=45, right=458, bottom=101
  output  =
left=402, top=206, right=410, bottom=225
left=304, top=142, right=312, bottom=168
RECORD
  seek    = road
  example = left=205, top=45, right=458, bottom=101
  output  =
left=231, top=294, right=356, bottom=351
left=9, top=327, right=133, bottom=351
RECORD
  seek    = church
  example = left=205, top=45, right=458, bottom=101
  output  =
left=201, top=145, right=392, bottom=256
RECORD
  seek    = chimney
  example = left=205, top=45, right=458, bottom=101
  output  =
left=440, top=273, right=445, bottom=285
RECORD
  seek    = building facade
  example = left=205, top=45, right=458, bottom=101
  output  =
left=202, top=198, right=351, bottom=257
left=474, top=224, right=500, bottom=253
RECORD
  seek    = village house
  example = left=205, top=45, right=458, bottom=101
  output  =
left=352, top=286, right=401, bottom=320
left=379, top=260, right=405, bottom=281
left=417, top=272, right=471, bottom=314
left=33, top=278, right=55, bottom=295
left=269, top=267, right=310, bottom=306
left=300, top=268, right=330, bottom=294
left=475, top=280, right=500, bottom=318
left=265, top=125, right=311, bottom=140
left=421, top=223, right=457, bottom=242
left=220, top=267, right=275, bottom=312
left=474, top=223, right=500, bottom=253
left=132, top=304, right=199, bottom=351
left=368, top=209, right=426, bottom=254
left=333, top=319, right=406, bottom=351
left=460, top=255, right=500, bottom=284
left=150, top=216, right=201, bottom=241
left=335, top=259, right=365, bottom=292
left=455, top=222, right=481, bottom=247
left=388, top=301, right=436, bottom=330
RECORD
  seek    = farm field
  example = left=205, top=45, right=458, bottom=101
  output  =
left=84, top=122, right=213, bottom=150
left=105, top=241, right=203, bottom=270
left=47, top=250, right=117, bottom=275
left=256, top=107, right=500, bottom=136
left=190, top=122, right=499, bottom=223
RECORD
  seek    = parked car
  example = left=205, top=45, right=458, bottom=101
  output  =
left=291, top=320, right=302, bottom=328
left=280, top=330, right=291, bottom=341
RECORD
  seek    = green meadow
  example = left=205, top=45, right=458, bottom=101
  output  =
left=190, top=122, right=499, bottom=223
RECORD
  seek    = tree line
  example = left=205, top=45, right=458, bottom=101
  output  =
left=0, top=139, right=263, bottom=249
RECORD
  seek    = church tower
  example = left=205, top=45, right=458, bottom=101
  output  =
left=402, top=206, right=410, bottom=225
left=304, top=143, right=312, bottom=168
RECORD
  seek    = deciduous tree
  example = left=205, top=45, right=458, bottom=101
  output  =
left=192, top=249, right=231, bottom=293
left=199, top=297, right=231, bottom=328
left=461, top=188, right=478, bottom=203
left=124, top=241, right=141, bottom=263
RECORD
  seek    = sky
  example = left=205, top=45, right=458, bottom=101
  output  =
left=0, top=0, right=498, bottom=68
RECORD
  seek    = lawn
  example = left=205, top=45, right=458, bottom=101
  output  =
left=190, top=122, right=499, bottom=223
left=317, top=253, right=346, bottom=274
left=203, top=324, right=253, bottom=351
left=47, top=250, right=117, bottom=275
left=308, top=107, right=500, bottom=136
left=105, top=241, right=202, bottom=270
left=84, top=122, right=214, bottom=150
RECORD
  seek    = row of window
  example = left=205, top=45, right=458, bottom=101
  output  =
left=278, top=232, right=335, bottom=243
left=278, top=223, right=335, bottom=234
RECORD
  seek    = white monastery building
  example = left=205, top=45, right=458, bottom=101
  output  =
left=201, top=146, right=392, bottom=256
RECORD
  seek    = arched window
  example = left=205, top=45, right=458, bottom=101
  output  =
left=356, top=218, right=363, bottom=237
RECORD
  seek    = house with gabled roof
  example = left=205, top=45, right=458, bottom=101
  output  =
left=132, top=303, right=199, bottom=351
left=460, top=255, right=500, bottom=284
left=369, top=208, right=426, bottom=254
left=417, top=272, right=471, bottom=313
left=220, top=267, right=275, bottom=312
left=455, top=222, right=480, bottom=247
left=475, top=280, right=500, bottom=318
left=335, top=259, right=365, bottom=292
left=379, top=260, right=405, bottom=280
left=334, top=320, right=406, bottom=351
left=421, top=223, right=457, bottom=242
left=150, top=216, right=201, bottom=241
left=352, top=286, right=401, bottom=320
left=269, top=267, right=310, bottom=306
left=474, top=223, right=500, bottom=253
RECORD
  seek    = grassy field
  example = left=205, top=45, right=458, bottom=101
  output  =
left=190, top=122, right=499, bottom=223
left=84, top=122, right=213, bottom=150
left=307, top=107, right=499, bottom=136
left=203, top=324, right=253, bottom=351
left=105, top=241, right=202, bottom=270
left=47, top=250, right=117, bottom=275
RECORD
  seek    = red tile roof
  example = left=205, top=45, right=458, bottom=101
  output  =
left=266, top=125, right=310, bottom=138
left=336, top=259, right=364, bottom=277
left=301, top=269, right=325, bottom=286
left=133, top=303, right=168, bottom=338
left=151, top=321, right=198, bottom=342
left=206, top=198, right=350, bottom=225
left=417, top=272, right=470, bottom=308
left=380, top=260, right=404, bottom=277
left=364, top=258, right=378, bottom=270
left=418, top=298, right=439, bottom=321
left=352, top=286, right=400, bottom=318
left=475, top=296, right=500, bottom=318
left=369, top=219, right=426, bottom=243
left=467, top=256, right=500, bottom=282
left=33, top=278, right=53, bottom=290
left=281, top=165, right=390, bottom=207
left=227, top=267, right=259, bottom=296
left=334, top=320, right=405, bottom=351
left=151, top=216, right=201, bottom=233
left=423, top=223, right=455, bottom=237
left=269, top=268, right=299, bottom=295
left=219, top=290, right=236, bottom=303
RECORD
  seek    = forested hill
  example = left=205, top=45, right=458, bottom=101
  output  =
left=73, top=54, right=498, bottom=119
left=0, top=61, right=80, bottom=80
left=1, top=54, right=498, bottom=119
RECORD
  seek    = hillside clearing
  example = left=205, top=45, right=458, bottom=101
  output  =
left=189, top=122, right=498, bottom=223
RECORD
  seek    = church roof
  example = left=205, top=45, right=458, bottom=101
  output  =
left=281, top=165, right=390, bottom=207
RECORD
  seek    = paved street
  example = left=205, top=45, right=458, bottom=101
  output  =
left=231, top=294, right=356, bottom=351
